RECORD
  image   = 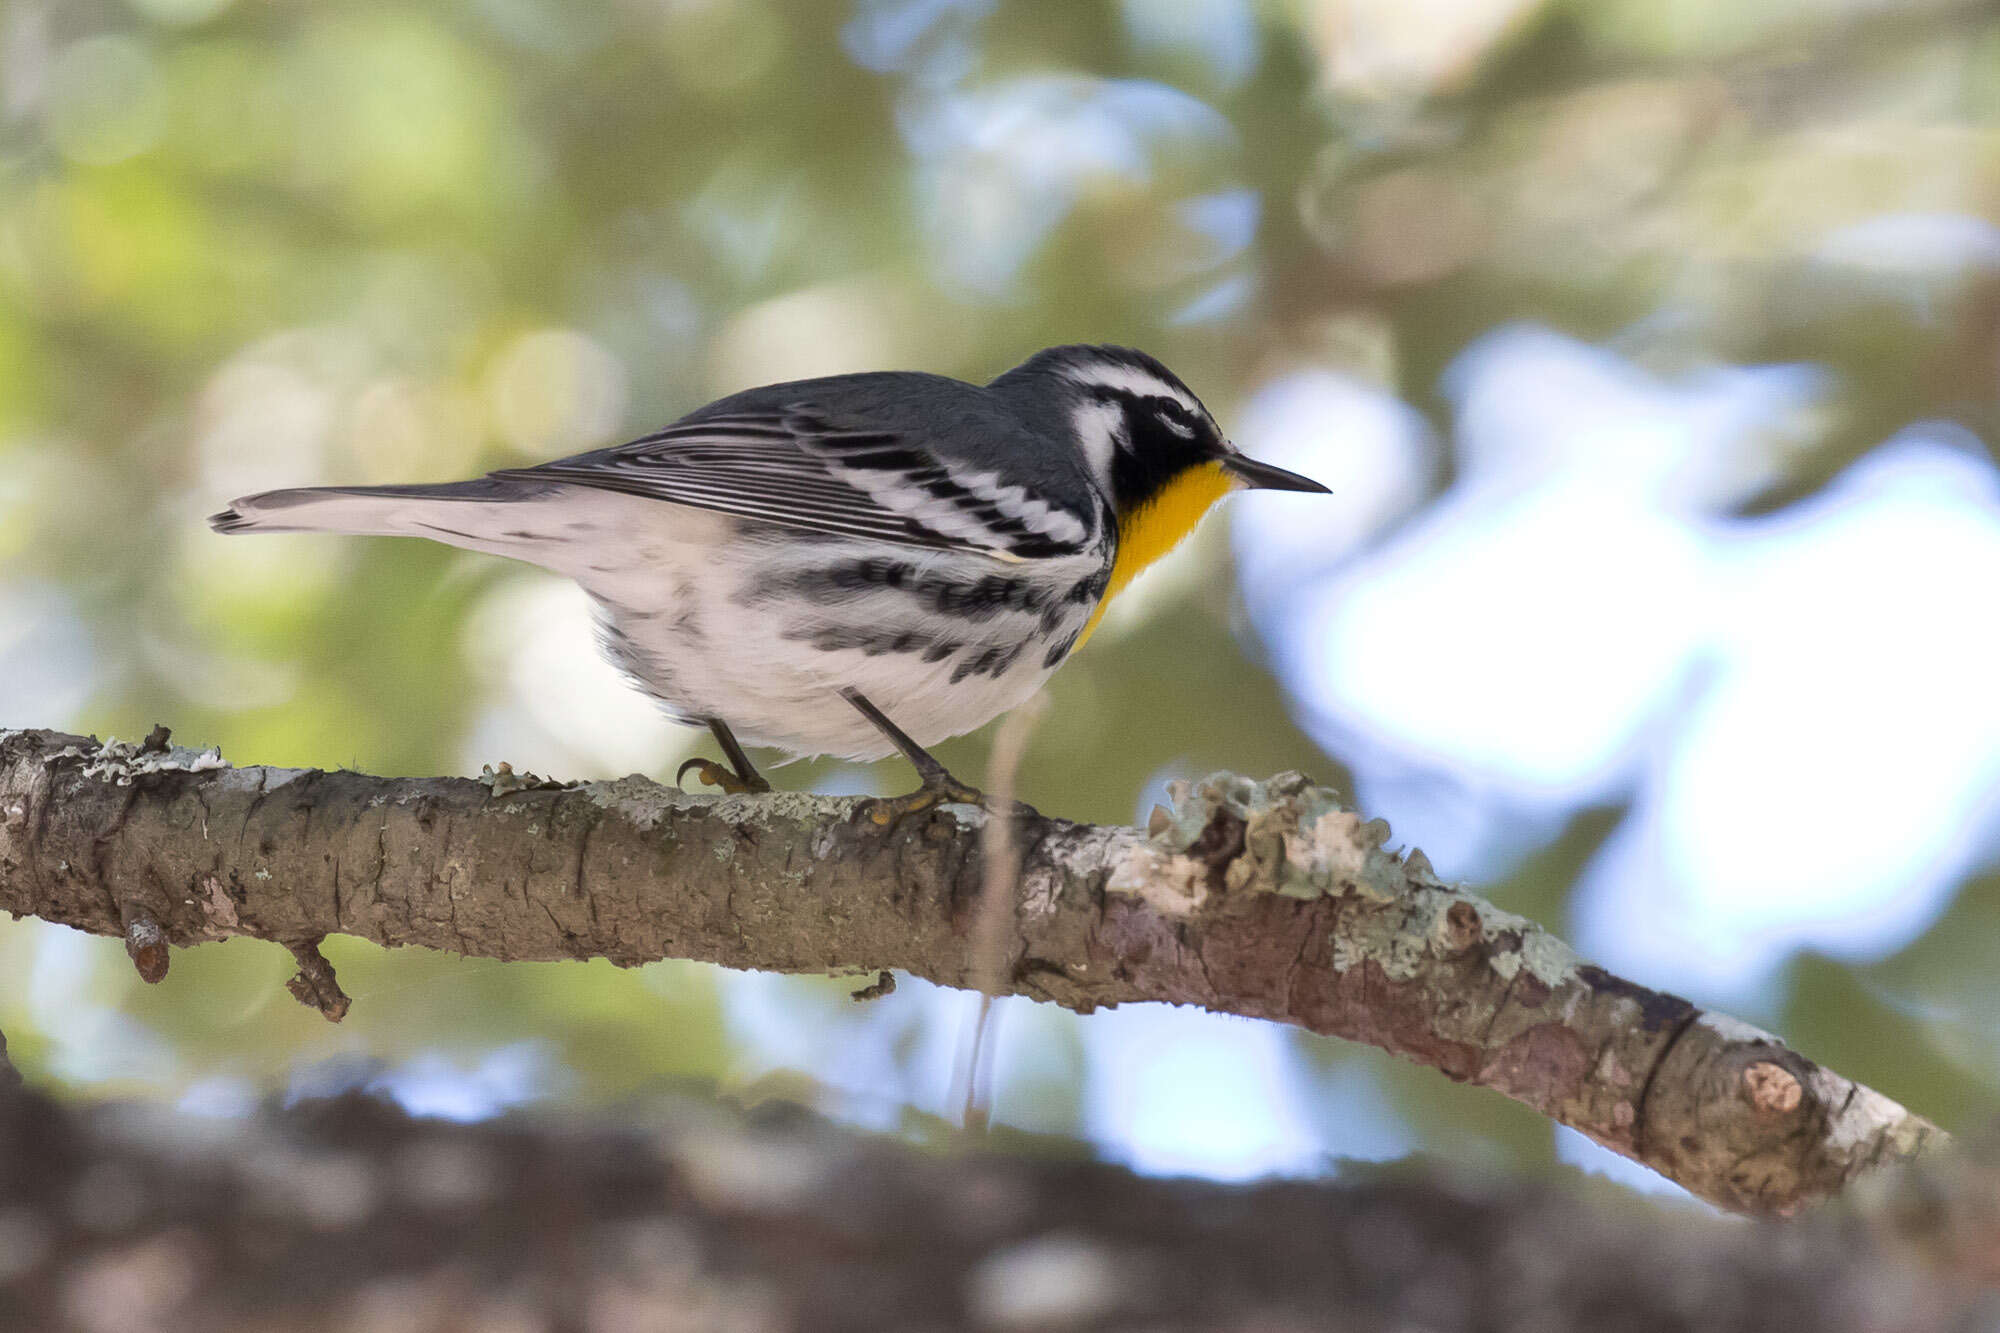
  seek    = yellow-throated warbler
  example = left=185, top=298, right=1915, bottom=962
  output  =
left=211, top=345, right=1328, bottom=805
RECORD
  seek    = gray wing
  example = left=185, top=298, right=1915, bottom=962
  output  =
left=493, top=403, right=1095, bottom=561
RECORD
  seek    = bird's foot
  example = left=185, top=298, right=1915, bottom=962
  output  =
left=676, top=757, right=772, bottom=796
left=858, top=766, right=1036, bottom=826
left=837, top=688, right=1037, bottom=825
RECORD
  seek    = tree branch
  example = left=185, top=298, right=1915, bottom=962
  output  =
left=0, top=727, right=1945, bottom=1214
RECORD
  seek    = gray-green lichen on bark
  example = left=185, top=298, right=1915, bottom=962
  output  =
left=0, top=727, right=1946, bottom=1215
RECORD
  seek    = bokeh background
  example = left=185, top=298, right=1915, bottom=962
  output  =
left=4, top=0, right=2000, bottom=1195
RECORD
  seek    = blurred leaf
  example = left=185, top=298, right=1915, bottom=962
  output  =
left=1783, top=949, right=2000, bottom=1134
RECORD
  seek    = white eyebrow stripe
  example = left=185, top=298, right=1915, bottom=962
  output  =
left=1061, top=361, right=1194, bottom=408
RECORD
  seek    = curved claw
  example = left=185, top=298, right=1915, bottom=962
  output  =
left=676, top=757, right=771, bottom=796
left=858, top=774, right=1037, bottom=826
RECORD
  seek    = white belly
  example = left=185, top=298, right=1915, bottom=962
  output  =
left=517, top=490, right=1103, bottom=761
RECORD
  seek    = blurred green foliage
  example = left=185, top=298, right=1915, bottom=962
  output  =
left=2, top=0, right=1998, bottom=1180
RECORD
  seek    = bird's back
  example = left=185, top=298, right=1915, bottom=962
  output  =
left=528, top=370, right=1103, bottom=522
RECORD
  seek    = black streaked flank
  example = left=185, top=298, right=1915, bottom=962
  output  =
left=781, top=625, right=938, bottom=657
left=745, top=561, right=1055, bottom=621
left=951, top=642, right=1025, bottom=683
left=779, top=622, right=1029, bottom=681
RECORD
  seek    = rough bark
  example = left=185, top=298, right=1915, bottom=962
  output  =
left=0, top=1083, right=1991, bottom=1333
left=0, top=727, right=1946, bottom=1215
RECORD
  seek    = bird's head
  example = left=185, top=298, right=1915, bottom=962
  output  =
left=997, top=344, right=1329, bottom=520
left=990, top=344, right=1328, bottom=647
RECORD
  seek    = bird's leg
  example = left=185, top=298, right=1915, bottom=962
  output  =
left=841, top=689, right=1035, bottom=822
left=676, top=718, right=772, bottom=795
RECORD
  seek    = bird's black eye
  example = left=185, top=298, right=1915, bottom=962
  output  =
left=1147, top=396, right=1200, bottom=438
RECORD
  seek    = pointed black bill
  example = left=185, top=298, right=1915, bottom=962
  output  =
left=1221, top=454, right=1331, bottom=493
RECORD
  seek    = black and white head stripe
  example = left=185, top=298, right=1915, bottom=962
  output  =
left=495, top=408, right=1091, bottom=562
left=1050, top=345, right=1206, bottom=417
left=1015, top=345, right=1221, bottom=495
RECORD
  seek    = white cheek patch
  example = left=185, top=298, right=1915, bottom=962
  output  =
left=1070, top=398, right=1125, bottom=492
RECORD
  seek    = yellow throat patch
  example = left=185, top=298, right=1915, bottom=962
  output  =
left=1072, top=461, right=1234, bottom=653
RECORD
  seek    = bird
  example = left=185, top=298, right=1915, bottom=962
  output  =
left=210, top=344, right=1329, bottom=812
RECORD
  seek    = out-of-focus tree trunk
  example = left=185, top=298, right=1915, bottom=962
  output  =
left=0, top=1082, right=1990, bottom=1333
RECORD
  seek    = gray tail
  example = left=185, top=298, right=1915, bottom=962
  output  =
left=208, top=477, right=558, bottom=540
